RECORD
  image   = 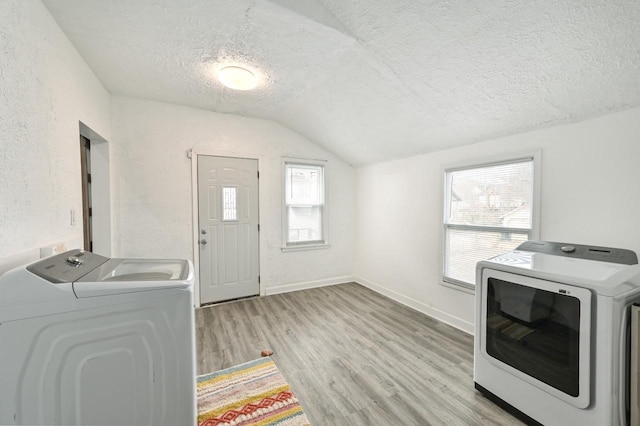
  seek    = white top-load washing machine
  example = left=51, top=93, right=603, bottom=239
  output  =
left=474, top=241, right=640, bottom=426
left=0, top=249, right=196, bottom=426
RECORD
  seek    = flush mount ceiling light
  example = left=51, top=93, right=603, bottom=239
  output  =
left=218, top=66, right=258, bottom=91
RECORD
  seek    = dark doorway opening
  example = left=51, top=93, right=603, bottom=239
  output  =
left=80, top=135, right=92, bottom=251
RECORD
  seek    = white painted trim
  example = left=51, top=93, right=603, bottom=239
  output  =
left=281, top=243, right=331, bottom=252
left=190, top=149, right=264, bottom=307
left=441, top=278, right=475, bottom=295
left=265, top=275, right=354, bottom=295
left=355, top=275, right=474, bottom=335
left=190, top=151, right=201, bottom=307
left=190, top=148, right=264, bottom=162
left=531, top=149, right=543, bottom=241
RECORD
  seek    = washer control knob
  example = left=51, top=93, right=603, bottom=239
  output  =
left=66, top=256, right=83, bottom=266
left=561, top=246, right=576, bottom=253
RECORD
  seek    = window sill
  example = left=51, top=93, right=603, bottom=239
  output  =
left=441, top=278, right=475, bottom=294
left=281, top=243, right=331, bottom=253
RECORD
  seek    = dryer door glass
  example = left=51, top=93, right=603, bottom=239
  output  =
left=486, top=278, right=581, bottom=397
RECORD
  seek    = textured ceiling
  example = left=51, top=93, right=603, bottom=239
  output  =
left=42, top=0, right=640, bottom=166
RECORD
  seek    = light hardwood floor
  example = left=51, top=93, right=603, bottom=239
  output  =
left=195, top=282, right=523, bottom=425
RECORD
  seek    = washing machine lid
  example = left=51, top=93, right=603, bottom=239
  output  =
left=74, top=258, right=192, bottom=297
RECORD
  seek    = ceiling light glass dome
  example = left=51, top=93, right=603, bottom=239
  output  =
left=218, top=66, right=258, bottom=91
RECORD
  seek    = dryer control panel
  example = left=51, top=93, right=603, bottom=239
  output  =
left=516, top=241, right=638, bottom=265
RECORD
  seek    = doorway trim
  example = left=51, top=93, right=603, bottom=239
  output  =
left=189, top=149, right=263, bottom=307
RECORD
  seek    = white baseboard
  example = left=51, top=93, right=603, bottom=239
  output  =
left=265, top=275, right=355, bottom=296
left=355, top=276, right=474, bottom=335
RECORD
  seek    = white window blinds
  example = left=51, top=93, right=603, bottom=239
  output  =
left=444, top=159, right=534, bottom=287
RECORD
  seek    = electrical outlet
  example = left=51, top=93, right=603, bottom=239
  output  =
left=40, top=243, right=68, bottom=258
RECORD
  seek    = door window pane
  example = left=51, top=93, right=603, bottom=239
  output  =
left=222, top=187, right=237, bottom=221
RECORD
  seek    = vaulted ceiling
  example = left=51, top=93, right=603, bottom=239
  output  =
left=42, top=0, right=640, bottom=166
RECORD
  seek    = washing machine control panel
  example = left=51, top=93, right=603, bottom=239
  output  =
left=66, top=256, right=84, bottom=266
left=27, top=250, right=109, bottom=283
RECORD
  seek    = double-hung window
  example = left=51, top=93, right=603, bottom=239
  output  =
left=443, top=155, right=539, bottom=289
left=283, top=159, right=327, bottom=250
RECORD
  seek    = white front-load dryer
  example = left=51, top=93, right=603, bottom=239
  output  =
left=474, top=241, right=640, bottom=426
left=0, top=249, right=196, bottom=426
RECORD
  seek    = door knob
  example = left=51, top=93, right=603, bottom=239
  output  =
left=199, top=239, right=207, bottom=245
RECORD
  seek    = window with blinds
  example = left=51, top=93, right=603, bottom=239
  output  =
left=284, top=161, right=326, bottom=247
left=444, top=158, right=535, bottom=288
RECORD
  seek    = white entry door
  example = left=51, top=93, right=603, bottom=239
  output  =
left=197, top=155, right=259, bottom=304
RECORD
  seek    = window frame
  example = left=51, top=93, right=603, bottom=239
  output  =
left=441, top=150, right=541, bottom=291
left=281, top=157, right=330, bottom=252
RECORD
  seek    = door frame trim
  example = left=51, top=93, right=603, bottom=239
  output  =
left=190, top=149, right=262, bottom=307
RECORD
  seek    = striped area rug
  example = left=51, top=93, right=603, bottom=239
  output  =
left=197, top=357, right=311, bottom=426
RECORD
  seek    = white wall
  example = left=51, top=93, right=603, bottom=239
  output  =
left=0, top=0, right=111, bottom=270
left=355, top=107, right=640, bottom=334
left=110, top=96, right=355, bottom=293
